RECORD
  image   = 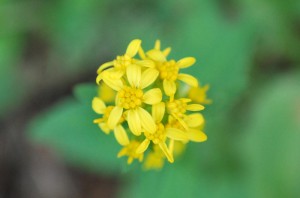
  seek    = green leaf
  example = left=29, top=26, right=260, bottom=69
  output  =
left=73, top=83, right=97, bottom=106
left=239, top=73, right=300, bottom=198
left=27, top=98, right=123, bottom=175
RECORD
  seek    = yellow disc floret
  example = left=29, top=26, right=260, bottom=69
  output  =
left=118, top=86, right=144, bottom=109
left=167, top=99, right=189, bottom=119
left=144, top=123, right=166, bottom=144
left=113, top=55, right=134, bottom=71
left=157, top=60, right=179, bottom=81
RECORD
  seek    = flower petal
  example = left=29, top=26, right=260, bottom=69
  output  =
left=92, top=97, right=106, bottom=114
left=126, top=64, right=141, bottom=87
left=158, top=142, right=174, bottom=163
left=163, top=80, right=176, bottom=96
left=117, top=148, right=127, bottom=158
left=163, top=47, right=171, bottom=57
left=186, top=104, right=205, bottom=111
left=143, top=88, right=162, bottom=105
left=140, top=68, right=159, bottom=89
left=125, top=39, right=141, bottom=57
left=127, top=109, right=142, bottom=135
left=152, top=102, right=165, bottom=123
left=185, top=113, right=204, bottom=128
left=101, top=70, right=124, bottom=91
left=99, top=123, right=110, bottom=134
left=178, top=73, right=198, bottom=87
left=136, top=139, right=150, bottom=154
left=154, top=40, right=161, bottom=50
left=147, top=49, right=166, bottom=62
left=97, top=61, right=113, bottom=74
left=138, top=47, right=146, bottom=59
left=114, top=125, right=129, bottom=146
left=135, top=60, right=155, bottom=68
left=137, top=107, right=156, bottom=133
left=166, top=128, right=188, bottom=141
left=107, top=106, right=123, bottom=129
left=176, top=57, right=196, bottom=68
left=187, top=129, right=207, bottom=142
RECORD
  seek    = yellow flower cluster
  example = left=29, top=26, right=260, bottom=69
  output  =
left=92, top=39, right=210, bottom=170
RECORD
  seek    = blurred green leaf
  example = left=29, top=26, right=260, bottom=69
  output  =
left=120, top=160, right=246, bottom=198
left=27, top=98, right=122, bottom=175
left=239, top=73, right=300, bottom=198
left=73, top=83, right=97, bottom=106
left=0, top=36, right=24, bottom=117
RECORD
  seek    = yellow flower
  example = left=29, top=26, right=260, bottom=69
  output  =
left=136, top=102, right=188, bottom=163
left=96, top=39, right=154, bottom=84
left=188, top=84, right=212, bottom=105
left=167, top=114, right=207, bottom=143
left=103, top=64, right=162, bottom=136
left=92, top=39, right=210, bottom=169
left=117, top=140, right=143, bottom=164
left=140, top=40, right=198, bottom=96
left=143, top=144, right=165, bottom=170
left=167, top=97, right=205, bottom=129
left=139, top=40, right=171, bottom=60
left=92, top=97, right=129, bottom=146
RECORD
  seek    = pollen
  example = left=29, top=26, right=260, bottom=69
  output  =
left=144, top=123, right=166, bottom=144
left=118, top=86, right=144, bottom=109
left=167, top=99, right=189, bottom=119
left=157, top=60, right=179, bottom=81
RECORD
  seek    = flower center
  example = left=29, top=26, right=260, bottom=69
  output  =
left=166, top=119, right=185, bottom=131
left=167, top=99, right=188, bottom=119
left=144, top=123, right=165, bottom=144
left=118, top=86, right=143, bottom=109
left=114, top=55, right=133, bottom=71
left=157, top=60, right=179, bottom=81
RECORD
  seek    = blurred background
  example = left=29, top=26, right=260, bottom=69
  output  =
left=1, top=0, right=300, bottom=197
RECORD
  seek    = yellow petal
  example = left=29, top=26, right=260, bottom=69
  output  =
left=163, top=47, right=171, bottom=57
left=99, top=123, right=110, bottom=134
left=125, top=39, right=141, bottom=57
left=137, top=107, right=157, bottom=133
left=177, top=73, right=198, bottom=87
left=176, top=57, right=196, bottom=68
left=163, top=80, right=176, bottom=96
left=127, top=109, right=142, bottom=135
left=147, top=49, right=166, bottom=62
left=186, top=104, right=205, bottom=111
left=117, top=148, right=127, bottom=158
left=143, top=88, right=162, bottom=105
left=168, top=139, right=174, bottom=154
left=97, top=61, right=113, bottom=74
left=114, top=125, right=129, bottom=146
left=126, top=64, right=141, bottom=87
left=92, top=97, right=106, bottom=114
left=154, top=40, right=161, bottom=50
left=136, top=139, right=150, bottom=154
left=127, top=157, right=134, bottom=164
left=166, top=128, right=188, bottom=141
left=152, top=102, right=165, bottom=123
left=140, top=68, right=159, bottom=89
left=135, top=60, right=155, bottom=68
left=187, top=129, right=207, bottom=142
left=158, top=142, right=174, bottom=163
left=138, top=47, right=146, bottom=59
left=107, top=106, right=123, bottom=129
left=101, top=70, right=123, bottom=91
left=185, top=113, right=204, bottom=128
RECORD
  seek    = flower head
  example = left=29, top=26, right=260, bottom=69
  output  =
left=92, top=39, right=210, bottom=170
